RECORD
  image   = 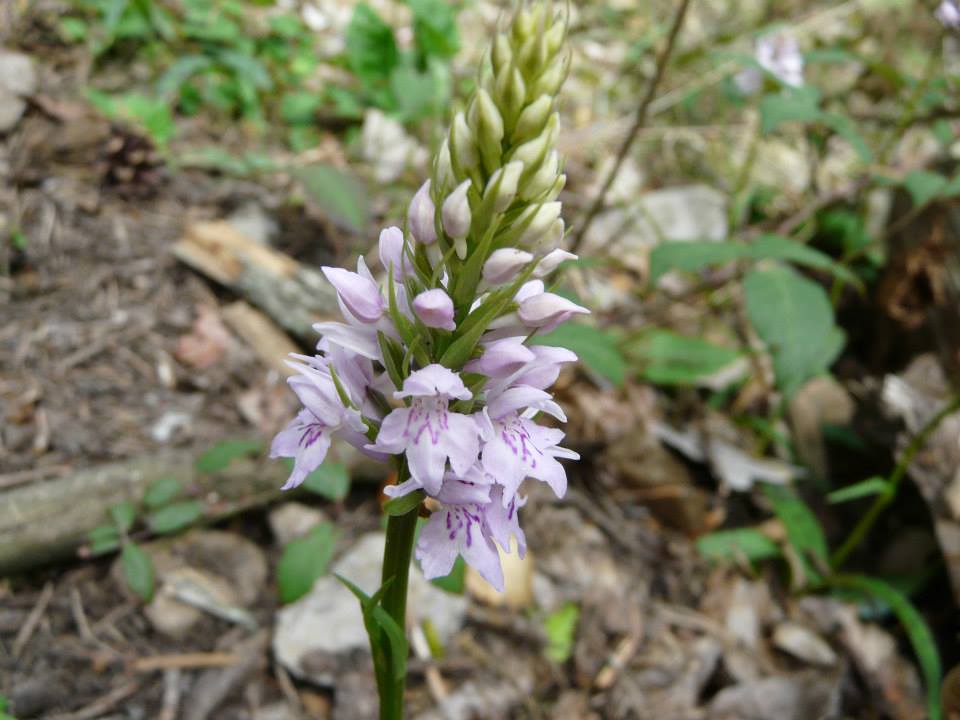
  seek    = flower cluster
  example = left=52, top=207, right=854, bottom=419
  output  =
left=271, top=3, right=583, bottom=591
left=735, top=30, right=805, bottom=95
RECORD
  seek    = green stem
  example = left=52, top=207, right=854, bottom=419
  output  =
left=831, top=395, right=960, bottom=570
left=378, top=496, right=419, bottom=720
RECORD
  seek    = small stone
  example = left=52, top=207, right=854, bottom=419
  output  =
left=269, top=502, right=328, bottom=546
left=0, top=51, right=37, bottom=133
left=773, top=622, right=838, bottom=667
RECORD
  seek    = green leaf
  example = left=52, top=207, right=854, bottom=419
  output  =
left=407, top=0, right=460, bottom=60
left=744, top=265, right=841, bottom=397
left=648, top=241, right=748, bottom=283
left=148, top=500, right=203, bottom=535
left=60, top=16, right=88, bottom=42
left=748, top=234, right=859, bottom=287
left=302, top=461, right=351, bottom=501
left=87, top=524, right=121, bottom=556
left=121, top=542, right=155, bottom=601
left=430, top=556, right=465, bottom=594
left=389, top=65, right=438, bottom=121
left=543, top=603, right=580, bottom=663
left=371, top=604, right=409, bottom=681
left=830, top=574, right=942, bottom=720
left=157, top=55, right=213, bottom=97
left=696, top=528, right=782, bottom=563
left=827, top=476, right=891, bottom=504
left=217, top=49, right=273, bottom=90
left=295, top=164, right=369, bottom=234
left=384, top=490, right=425, bottom=516
left=278, top=523, right=338, bottom=603
left=624, top=329, right=743, bottom=386
left=345, top=4, right=399, bottom=87
left=531, top=323, right=626, bottom=386
left=763, top=484, right=828, bottom=583
left=195, top=439, right=263, bottom=474
left=903, top=170, right=949, bottom=207
left=760, top=86, right=822, bottom=134
left=143, top=476, right=182, bottom=509
left=109, top=501, right=137, bottom=533
left=821, top=112, right=874, bottom=163
left=281, top=91, right=322, bottom=125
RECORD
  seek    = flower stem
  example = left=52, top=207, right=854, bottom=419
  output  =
left=378, top=495, right=419, bottom=720
left=831, top=394, right=960, bottom=570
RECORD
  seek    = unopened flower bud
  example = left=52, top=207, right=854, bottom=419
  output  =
left=412, top=288, right=456, bottom=331
left=450, top=111, right=478, bottom=172
left=482, top=247, right=534, bottom=284
left=471, top=89, right=504, bottom=170
left=534, top=249, right=577, bottom=277
left=513, top=95, right=553, bottom=143
left=442, top=179, right=472, bottom=240
left=513, top=114, right=556, bottom=168
left=534, top=50, right=570, bottom=96
left=484, top=161, right=524, bottom=212
left=379, top=226, right=411, bottom=280
left=518, top=201, right=562, bottom=246
left=492, top=35, right=512, bottom=76
left=495, top=64, right=526, bottom=123
left=465, top=337, right=536, bottom=377
left=518, top=292, right=589, bottom=331
left=520, top=149, right=560, bottom=201
left=545, top=16, right=566, bottom=55
left=408, top=180, right=437, bottom=245
left=322, top=266, right=385, bottom=323
left=435, top=139, right=454, bottom=191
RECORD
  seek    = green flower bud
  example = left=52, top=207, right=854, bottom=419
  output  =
left=450, top=111, right=478, bottom=174
left=517, top=201, right=562, bottom=246
left=470, top=89, right=504, bottom=173
left=483, top=160, right=524, bottom=213
left=435, top=138, right=455, bottom=192
left=545, top=16, right=566, bottom=56
left=495, top=64, right=526, bottom=127
left=492, top=35, right=512, bottom=76
left=512, top=95, right=553, bottom=143
left=512, top=112, right=558, bottom=169
left=534, top=50, right=570, bottom=96
left=520, top=149, right=559, bottom=201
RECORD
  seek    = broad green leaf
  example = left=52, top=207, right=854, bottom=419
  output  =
left=407, top=0, right=460, bottom=60
left=88, top=524, right=121, bottom=556
left=346, top=4, right=399, bottom=87
left=280, top=91, right=322, bottom=125
left=295, top=164, right=369, bottom=234
left=217, top=49, right=273, bottom=90
left=157, top=55, right=212, bottom=96
left=531, top=323, right=626, bottom=386
left=763, top=484, right=828, bottom=583
left=748, top=234, right=859, bottom=287
left=827, top=476, right=890, bottom=504
left=543, top=603, right=580, bottom=663
left=830, top=574, right=942, bottom=720
left=760, top=85, right=822, bottom=134
left=648, top=241, right=748, bottom=283
left=744, top=265, right=841, bottom=397
left=109, top=501, right=137, bottom=533
left=122, top=542, right=155, bottom=601
left=143, top=476, right=182, bottom=509
left=696, top=528, right=782, bottom=563
left=148, top=500, right=203, bottom=535
left=389, top=65, right=438, bottom=121
left=430, top=556, right=465, bottom=594
left=195, top=439, right=263, bottom=474
left=624, top=329, right=743, bottom=386
left=904, top=170, right=949, bottom=207
left=302, top=461, right=351, bottom=501
left=384, top=490, right=425, bottom=516
left=278, top=523, right=338, bottom=603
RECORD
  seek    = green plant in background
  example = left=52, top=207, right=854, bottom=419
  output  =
left=340, top=0, right=460, bottom=122
left=0, top=695, right=17, bottom=720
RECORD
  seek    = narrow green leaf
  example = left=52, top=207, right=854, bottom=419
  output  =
left=195, top=439, right=263, bottom=474
left=295, top=164, right=369, bottom=234
left=760, top=86, right=822, bottom=133
left=88, top=524, right=122, bottom=556
left=531, top=323, right=625, bottom=386
left=302, top=461, right=351, bottom=501
left=384, top=490, right=425, bottom=516
left=748, top=234, right=860, bottom=287
left=148, top=500, right=203, bottom=535
left=278, top=523, right=338, bottom=603
left=696, top=528, right=782, bottom=563
left=109, top=501, right=137, bottom=533
left=122, top=542, right=155, bottom=601
left=821, top=112, right=874, bottom=163
left=371, top=605, right=409, bottom=681
left=623, top=329, right=742, bottom=387
left=764, top=484, right=828, bottom=583
left=827, top=476, right=890, bottom=504
left=143, top=476, right=182, bottom=509
left=830, top=574, right=942, bottom=720
left=407, top=0, right=460, bottom=60
left=904, top=170, right=949, bottom=207
left=543, top=603, right=580, bottom=663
